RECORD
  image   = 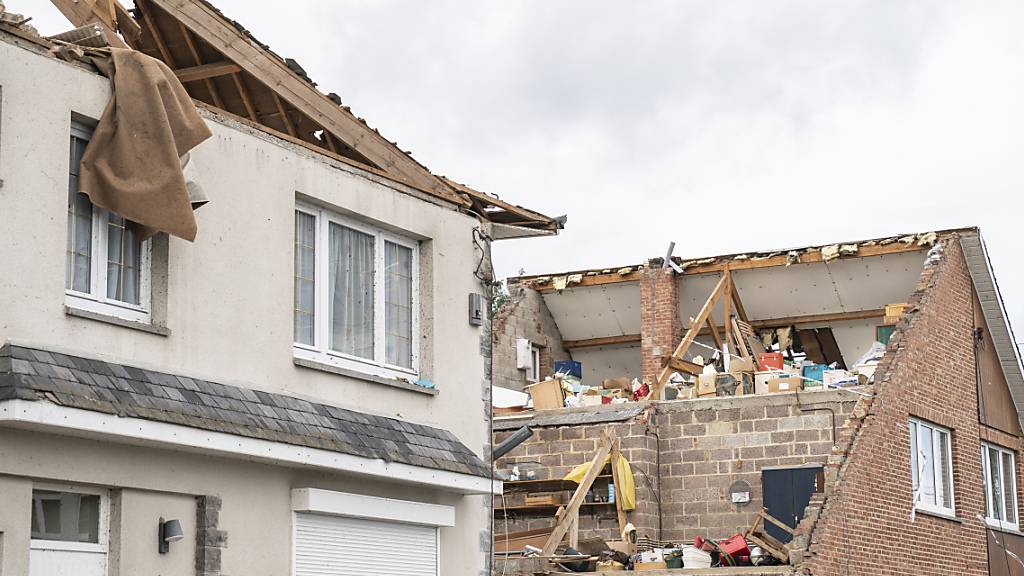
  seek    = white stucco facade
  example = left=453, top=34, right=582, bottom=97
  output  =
left=0, top=34, right=493, bottom=576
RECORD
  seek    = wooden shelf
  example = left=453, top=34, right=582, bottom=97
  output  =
left=494, top=501, right=616, bottom=515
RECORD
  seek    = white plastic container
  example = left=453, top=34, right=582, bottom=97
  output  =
left=682, top=545, right=712, bottom=568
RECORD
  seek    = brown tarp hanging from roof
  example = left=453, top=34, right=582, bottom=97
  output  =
left=80, top=48, right=212, bottom=241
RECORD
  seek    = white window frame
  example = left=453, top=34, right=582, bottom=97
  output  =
left=909, top=417, right=956, bottom=517
left=982, top=442, right=1019, bottom=531
left=530, top=344, right=541, bottom=382
left=29, top=482, right=109, bottom=555
left=293, top=203, right=420, bottom=380
left=66, top=122, right=152, bottom=324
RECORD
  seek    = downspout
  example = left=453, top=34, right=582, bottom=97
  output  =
left=473, top=222, right=497, bottom=574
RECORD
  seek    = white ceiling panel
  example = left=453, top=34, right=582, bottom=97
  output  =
left=572, top=344, right=642, bottom=385
left=542, top=282, right=640, bottom=341
left=678, top=252, right=926, bottom=324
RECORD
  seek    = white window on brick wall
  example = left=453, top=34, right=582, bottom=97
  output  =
left=293, top=204, right=419, bottom=379
left=66, top=122, right=152, bottom=323
left=982, top=442, right=1018, bottom=531
left=909, top=418, right=955, bottom=517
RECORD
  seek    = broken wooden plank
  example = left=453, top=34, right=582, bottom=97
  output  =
left=609, top=438, right=628, bottom=537
left=541, top=431, right=613, bottom=556
left=48, top=0, right=129, bottom=48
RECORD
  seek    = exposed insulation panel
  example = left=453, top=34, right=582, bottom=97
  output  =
left=542, top=282, right=640, bottom=341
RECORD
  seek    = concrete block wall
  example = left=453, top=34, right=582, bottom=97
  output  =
left=494, top=420, right=660, bottom=541
left=494, top=390, right=857, bottom=545
left=492, top=285, right=571, bottom=391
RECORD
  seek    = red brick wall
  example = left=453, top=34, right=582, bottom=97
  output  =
left=804, top=238, right=1013, bottom=575
left=640, top=267, right=681, bottom=383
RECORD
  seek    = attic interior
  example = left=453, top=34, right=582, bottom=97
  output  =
left=526, top=243, right=933, bottom=391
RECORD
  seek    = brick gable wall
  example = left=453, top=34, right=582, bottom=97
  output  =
left=803, top=238, right=1003, bottom=575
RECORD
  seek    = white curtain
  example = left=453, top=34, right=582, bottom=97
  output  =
left=385, top=241, right=413, bottom=368
left=330, top=224, right=375, bottom=359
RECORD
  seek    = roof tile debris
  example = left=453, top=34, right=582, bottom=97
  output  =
left=0, top=344, right=488, bottom=478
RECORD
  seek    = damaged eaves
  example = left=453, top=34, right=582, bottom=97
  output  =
left=36, top=0, right=561, bottom=235
left=516, top=230, right=958, bottom=293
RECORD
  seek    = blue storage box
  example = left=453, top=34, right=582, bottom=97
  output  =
left=554, top=360, right=582, bottom=379
left=802, top=364, right=827, bottom=386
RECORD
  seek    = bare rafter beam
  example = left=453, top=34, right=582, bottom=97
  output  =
left=136, top=0, right=175, bottom=66
left=563, top=334, right=642, bottom=349
left=272, top=92, right=297, bottom=137
left=231, top=73, right=259, bottom=122
left=48, top=0, right=130, bottom=48
left=175, top=24, right=228, bottom=108
left=148, top=0, right=465, bottom=204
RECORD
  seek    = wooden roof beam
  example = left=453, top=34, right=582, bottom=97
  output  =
left=174, top=60, right=241, bottom=83
left=525, top=241, right=929, bottom=294
left=149, top=0, right=465, bottom=205
left=49, top=0, right=131, bottom=48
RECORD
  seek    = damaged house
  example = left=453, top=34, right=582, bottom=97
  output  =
left=492, top=229, right=1024, bottom=575
left=0, top=2, right=561, bottom=575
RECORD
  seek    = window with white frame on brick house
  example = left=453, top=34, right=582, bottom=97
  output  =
left=293, top=204, right=419, bottom=380
left=982, top=442, right=1018, bottom=531
left=66, top=122, right=152, bottom=324
left=909, top=418, right=955, bottom=517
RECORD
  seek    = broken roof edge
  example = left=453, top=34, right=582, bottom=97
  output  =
left=508, top=227, right=979, bottom=288
left=36, top=0, right=558, bottom=232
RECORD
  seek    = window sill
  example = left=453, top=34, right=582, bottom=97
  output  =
left=65, top=306, right=170, bottom=337
left=915, top=507, right=961, bottom=523
left=293, top=357, right=438, bottom=396
left=985, top=521, right=1022, bottom=536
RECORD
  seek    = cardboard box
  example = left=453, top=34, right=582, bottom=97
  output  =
left=635, top=561, right=669, bottom=571
left=580, top=394, right=604, bottom=407
left=697, top=374, right=718, bottom=397
left=766, top=376, right=802, bottom=393
left=525, top=492, right=564, bottom=507
left=602, top=377, right=632, bottom=390
left=525, top=379, right=565, bottom=411
left=728, top=356, right=755, bottom=373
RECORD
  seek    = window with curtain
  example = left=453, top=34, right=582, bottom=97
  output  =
left=66, top=122, right=151, bottom=323
left=982, top=442, right=1018, bottom=530
left=294, top=205, right=419, bottom=378
left=909, top=418, right=955, bottom=516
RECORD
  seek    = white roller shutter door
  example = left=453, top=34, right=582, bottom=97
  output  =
left=294, top=512, right=438, bottom=576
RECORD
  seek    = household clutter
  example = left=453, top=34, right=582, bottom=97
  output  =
left=495, top=428, right=798, bottom=573
left=505, top=300, right=902, bottom=414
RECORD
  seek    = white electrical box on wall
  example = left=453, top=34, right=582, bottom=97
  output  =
left=515, top=338, right=531, bottom=370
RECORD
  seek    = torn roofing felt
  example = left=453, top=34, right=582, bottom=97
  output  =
left=81, top=48, right=211, bottom=242
left=0, top=344, right=489, bottom=478
left=45, top=0, right=561, bottom=235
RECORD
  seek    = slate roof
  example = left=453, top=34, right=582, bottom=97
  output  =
left=0, top=344, right=489, bottom=477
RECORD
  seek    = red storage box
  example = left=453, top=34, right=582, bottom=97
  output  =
left=717, top=534, right=750, bottom=557
left=757, top=352, right=784, bottom=371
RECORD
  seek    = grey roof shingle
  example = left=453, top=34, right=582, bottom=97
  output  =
left=0, top=345, right=488, bottom=478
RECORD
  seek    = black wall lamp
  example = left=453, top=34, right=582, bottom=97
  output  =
left=158, top=518, right=185, bottom=554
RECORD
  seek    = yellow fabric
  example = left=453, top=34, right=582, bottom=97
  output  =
left=563, top=455, right=636, bottom=511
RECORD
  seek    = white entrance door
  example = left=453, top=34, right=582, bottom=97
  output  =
left=29, top=487, right=108, bottom=576
left=294, top=512, right=438, bottom=576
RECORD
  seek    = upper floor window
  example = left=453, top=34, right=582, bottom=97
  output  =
left=293, top=205, right=419, bottom=379
left=909, top=418, right=955, bottom=517
left=66, top=123, right=151, bottom=323
left=982, top=442, right=1018, bottom=531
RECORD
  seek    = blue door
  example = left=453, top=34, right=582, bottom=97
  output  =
left=761, top=466, right=821, bottom=543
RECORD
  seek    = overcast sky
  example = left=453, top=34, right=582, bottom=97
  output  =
left=18, top=0, right=1024, bottom=336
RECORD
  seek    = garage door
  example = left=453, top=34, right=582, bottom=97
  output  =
left=294, top=512, right=438, bottom=576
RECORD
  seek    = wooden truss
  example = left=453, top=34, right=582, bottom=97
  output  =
left=648, top=271, right=758, bottom=400
left=540, top=430, right=629, bottom=556
left=46, top=0, right=561, bottom=234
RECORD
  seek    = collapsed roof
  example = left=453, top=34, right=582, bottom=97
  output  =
left=507, top=228, right=1024, bottom=430
left=39, top=0, right=561, bottom=236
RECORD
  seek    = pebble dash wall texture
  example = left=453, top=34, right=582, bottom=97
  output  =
left=492, top=285, right=570, bottom=391
left=803, top=238, right=1002, bottom=575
